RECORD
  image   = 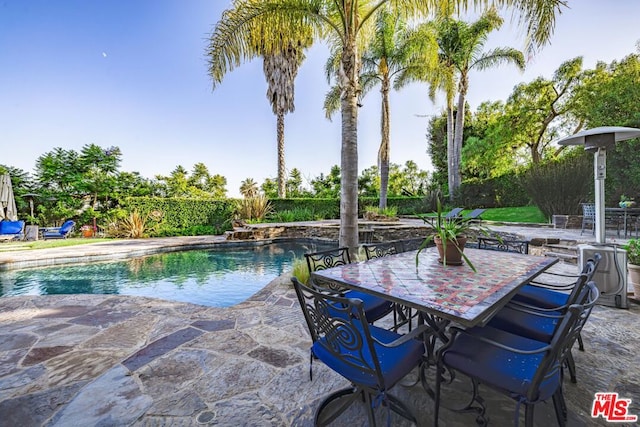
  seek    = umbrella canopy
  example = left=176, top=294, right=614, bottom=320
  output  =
left=557, top=126, right=640, bottom=243
left=0, top=174, right=18, bottom=221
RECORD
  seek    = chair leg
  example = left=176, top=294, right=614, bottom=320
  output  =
left=552, top=388, right=568, bottom=426
left=315, top=387, right=361, bottom=426
left=524, top=404, right=535, bottom=427
left=577, top=333, right=585, bottom=351
left=566, top=351, right=578, bottom=384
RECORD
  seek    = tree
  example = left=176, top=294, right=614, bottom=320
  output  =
left=324, top=8, right=437, bottom=209
left=208, top=9, right=312, bottom=199
left=572, top=53, right=640, bottom=201
left=240, top=178, right=260, bottom=198
left=502, top=57, right=583, bottom=163
left=437, top=8, right=524, bottom=198
left=208, top=0, right=565, bottom=252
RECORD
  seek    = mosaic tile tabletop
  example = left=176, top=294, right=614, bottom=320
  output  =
left=312, top=247, right=558, bottom=327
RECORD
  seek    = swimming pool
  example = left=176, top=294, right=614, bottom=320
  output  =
left=0, top=240, right=334, bottom=307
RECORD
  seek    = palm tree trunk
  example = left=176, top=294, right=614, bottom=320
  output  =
left=452, top=76, right=468, bottom=197
left=277, top=110, right=286, bottom=198
left=446, top=104, right=455, bottom=203
left=339, top=39, right=359, bottom=253
left=378, top=75, right=390, bottom=210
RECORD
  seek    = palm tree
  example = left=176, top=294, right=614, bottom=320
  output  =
left=325, top=9, right=438, bottom=210
left=445, top=8, right=525, bottom=196
left=208, top=13, right=311, bottom=200
left=263, top=48, right=306, bottom=198
left=208, top=0, right=565, bottom=252
left=239, top=178, right=259, bottom=198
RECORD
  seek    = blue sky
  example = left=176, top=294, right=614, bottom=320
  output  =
left=1, top=1, right=639, bottom=197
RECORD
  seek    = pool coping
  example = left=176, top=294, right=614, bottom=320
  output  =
left=0, top=236, right=336, bottom=271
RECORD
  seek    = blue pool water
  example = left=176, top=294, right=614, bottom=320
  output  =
left=0, top=241, right=334, bottom=307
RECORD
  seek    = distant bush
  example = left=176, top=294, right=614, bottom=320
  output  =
left=268, top=207, right=316, bottom=222
left=455, top=172, right=530, bottom=208
left=118, top=197, right=235, bottom=235
left=520, top=154, right=593, bottom=218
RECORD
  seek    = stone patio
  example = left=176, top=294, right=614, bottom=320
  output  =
left=0, top=224, right=639, bottom=426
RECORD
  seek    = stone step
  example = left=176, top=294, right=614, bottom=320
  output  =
left=544, top=251, right=578, bottom=264
left=544, top=243, right=579, bottom=256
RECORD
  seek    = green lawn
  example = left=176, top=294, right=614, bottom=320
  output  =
left=468, top=206, right=547, bottom=224
left=0, top=238, right=113, bottom=252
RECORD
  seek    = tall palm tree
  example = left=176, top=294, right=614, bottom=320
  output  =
left=444, top=8, right=525, bottom=196
left=325, top=9, right=438, bottom=210
left=208, top=0, right=565, bottom=252
left=263, top=48, right=306, bottom=198
left=208, top=13, right=311, bottom=200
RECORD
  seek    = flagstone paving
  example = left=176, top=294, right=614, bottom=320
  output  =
left=0, top=225, right=639, bottom=426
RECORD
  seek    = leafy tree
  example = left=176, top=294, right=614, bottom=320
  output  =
left=572, top=53, right=640, bottom=201
left=260, top=178, right=279, bottom=198
left=156, top=164, right=227, bottom=199
left=310, top=165, right=341, bottom=198
left=436, top=8, right=524, bottom=199
left=286, top=168, right=309, bottom=197
left=388, top=160, right=429, bottom=195
left=502, top=57, right=583, bottom=163
left=207, top=0, right=566, bottom=251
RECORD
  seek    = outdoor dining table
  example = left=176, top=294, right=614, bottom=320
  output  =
left=311, top=246, right=559, bottom=330
left=311, top=246, right=559, bottom=414
left=605, top=207, right=640, bottom=238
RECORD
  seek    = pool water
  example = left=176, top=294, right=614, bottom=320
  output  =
left=0, top=241, right=334, bottom=307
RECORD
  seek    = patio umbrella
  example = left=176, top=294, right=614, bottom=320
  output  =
left=556, top=126, right=640, bottom=244
left=0, top=174, right=18, bottom=221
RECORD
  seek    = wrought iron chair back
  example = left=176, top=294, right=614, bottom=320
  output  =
left=396, top=237, right=431, bottom=253
left=292, top=277, right=425, bottom=426
left=477, top=237, right=529, bottom=254
left=363, top=241, right=400, bottom=260
left=305, top=247, right=351, bottom=292
left=435, top=281, right=599, bottom=427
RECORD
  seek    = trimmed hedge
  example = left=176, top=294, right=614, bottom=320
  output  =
left=455, top=173, right=530, bottom=208
left=269, top=197, right=428, bottom=219
left=119, top=197, right=236, bottom=234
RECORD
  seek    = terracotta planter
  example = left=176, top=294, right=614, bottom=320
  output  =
left=434, top=235, right=468, bottom=266
left=628, top=263, right=640, bottom=299
left=82, top=229, right=94, bottom=238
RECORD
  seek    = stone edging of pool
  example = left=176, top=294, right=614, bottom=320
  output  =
left=0, top=236, right=336, bottom=271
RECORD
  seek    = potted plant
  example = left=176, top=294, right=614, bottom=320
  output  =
left=625, top=238, right=640, bottom=299
left=416, top=199, right=491, bottom=272
left=80, top=225, right=94, bottom=238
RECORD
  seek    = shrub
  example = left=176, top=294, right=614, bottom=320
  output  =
left=520, top=154, right=593, bottom=218
left=291, top=257, right=310, bottom=284
left=235, top=195, right=273, bottom=222
left=106, top=209, right=162, bottom=238
left=268, top=207, right=315, bottom=222
left=119, top=197, right=235, bottom=235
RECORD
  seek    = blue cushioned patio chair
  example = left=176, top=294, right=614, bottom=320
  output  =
left=305, top=247, right=394, bottom=323
left=291, top=277, right=427, bottom=426
left=488, top=269, right=593, bottom=384
left=434, top=281, right=599, bottom=427
left=42, top=220, right=75, bottom=239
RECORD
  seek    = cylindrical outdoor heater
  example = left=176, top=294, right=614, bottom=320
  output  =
left=557, top=126, right=640, bottom=308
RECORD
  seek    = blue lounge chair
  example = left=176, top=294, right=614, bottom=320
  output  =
left=42, top=220, right=76, bottom=239
left=0, top=220, right=25, bottom=241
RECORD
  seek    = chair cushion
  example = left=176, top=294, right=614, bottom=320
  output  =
left=0, top=220, right=24, bottom=235
left=312, top=324, right=424, bottom=389
left=443, top=325, right=560, bottom=402
left=59, top=220, right=75, bottom=234
left=487, top=305, right=561, bottom=343
left=345, top=290, right=394, bottom=322
left=513, top=284, right=569, bottom=308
